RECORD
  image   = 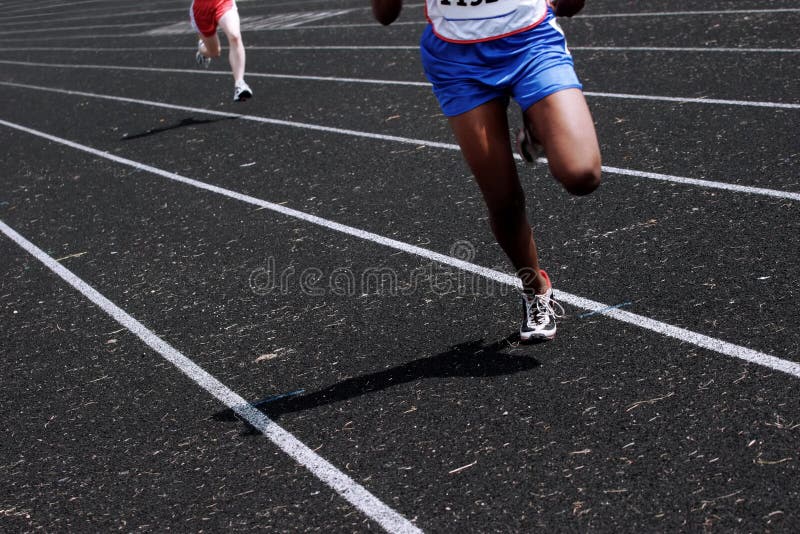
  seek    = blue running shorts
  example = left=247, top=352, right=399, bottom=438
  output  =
left=420, top=8, right=582, bottom=117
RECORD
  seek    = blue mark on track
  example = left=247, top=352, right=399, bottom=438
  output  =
left=250, top=389, right=305, bottom=407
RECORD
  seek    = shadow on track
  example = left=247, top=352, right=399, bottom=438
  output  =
left=121, top=116, right=238, bottom=141
left=214, top=334, right=541, bottom=433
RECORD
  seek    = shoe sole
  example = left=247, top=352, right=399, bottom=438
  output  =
left=520, top=330, right=556, bottom=342
left=234, top=92, right=252, bottom=102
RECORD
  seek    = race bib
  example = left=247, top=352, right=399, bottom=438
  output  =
left=437, top=0, right=519, bottom=21
left=426, top=0, right=546, bottom=42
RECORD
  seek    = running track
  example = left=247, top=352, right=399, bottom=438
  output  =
left=1, top=0, right=799, bottom=531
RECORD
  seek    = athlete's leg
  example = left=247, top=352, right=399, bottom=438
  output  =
left=191, top=0, right=221, bottom=58
left=198, top=32, right=221, bottom=58
left=523, top=88, right=601, bottom=196
left=217, top=7, right=246, bottom=83
left=448, top=98, right=548, bottom=294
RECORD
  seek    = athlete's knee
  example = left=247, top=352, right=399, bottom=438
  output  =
left=556, top=161, right=601, bottom=196
left=227, top=32, right=243, bottom=47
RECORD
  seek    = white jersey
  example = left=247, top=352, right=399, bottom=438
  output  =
left=425, top=0, right=548, bottom=43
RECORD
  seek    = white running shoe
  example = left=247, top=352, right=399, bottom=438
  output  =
left=233, top=82, right=253, bottom=102
left=520, top=270, right=564, bottom=341
left=515, top=124, right=543, bottom=164
left=195, top=40, right=211, bottom=68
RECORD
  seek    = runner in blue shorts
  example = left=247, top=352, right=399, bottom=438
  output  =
left=372, top=0, right=601, bottom=341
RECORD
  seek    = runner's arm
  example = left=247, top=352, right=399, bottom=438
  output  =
left=371, top=0, right=402, bottom=25
left=553, top=0, right=585, bottom=17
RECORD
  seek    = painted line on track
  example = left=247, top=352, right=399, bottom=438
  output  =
left=0, top=7, right=184, bottom=24
left=0, top=22, right=153, bottom=35
left=0, top=0, right=380, bottom=26
left=2, top=0, right=183, bottom=17
left=1, top=79, right=798, bottom=202
left=3, top=0, right=121, bottom=16
left=2, top=45, right=798, bottom=54
left=573, top=45, right=800, bottom=54
left=0, top=217, right=422, bottom=534
left=1, top=116, right=799, bottom=380
left=2, top=6, right=799, bottom=37
left=209, top=8, right=800, bottom=31
left=0, top=3, right=794, bottom=23
left=1, top=59, right=796, bottom=110
left=578, top=8, right=800, bottom=18
left=199, top=8, right=800, bottom=31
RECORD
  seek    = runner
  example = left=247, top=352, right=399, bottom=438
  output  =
left=372, top=0, right=601, bottom=341
left=191, top=0, right=253, bottom=101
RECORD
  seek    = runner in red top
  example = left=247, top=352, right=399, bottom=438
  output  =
left=190, top=0, right=252, bottom=101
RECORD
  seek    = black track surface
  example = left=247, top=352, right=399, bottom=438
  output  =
left=2, top=0, right=798, bottom=532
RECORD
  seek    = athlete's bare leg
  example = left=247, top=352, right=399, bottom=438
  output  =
left=523, top=88, right=601, bottom=196
left=197, top=32, right=221, bottom=58
left=217, top=8, right=246, bottom=84
left=448, top=98, right=546, bottom=294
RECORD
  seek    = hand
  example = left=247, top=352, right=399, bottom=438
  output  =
left=553, top=0, right=585, bottom=17
left=372, top=0, right=402, bottom=25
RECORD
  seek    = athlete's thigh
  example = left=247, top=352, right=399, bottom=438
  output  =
left=448, top=99, right=523, bottom=204
left=525, top=88, right=600, bottom=176
left=217, top=2, right=241, bottom=37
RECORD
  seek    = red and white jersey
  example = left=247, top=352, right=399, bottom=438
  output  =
left=425, top=0, right=548, bottom=43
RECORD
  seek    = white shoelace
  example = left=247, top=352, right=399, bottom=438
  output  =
left=524, top=291, right=566, bottom=326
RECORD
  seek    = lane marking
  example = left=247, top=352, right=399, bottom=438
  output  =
left=0, top=4, right=800, bottom=29
left=582, top=90, right=800, bottom=109
left=0, top=0, right=394, bottom=24
left=0, top=7, right=184, bottom=25
left=579, top=8, right=800, bottom=18
left=1, top=59, right=796, bottom=110
left=1, top=79, right=798, bottom=202
left=146, top=11, right=354, bottom=35
left=2, top=45, right=798, bottom=53
left=578, top=302, right=633, bottom=319
left=0, top=218, right=422, bottom=534
left=1, top=117, right=798, bottom=380
left=574, top=45, right=800, bottom=54
left=0, top=22, right=153, bottom=36
left=3, top=0, right=124, bottom=17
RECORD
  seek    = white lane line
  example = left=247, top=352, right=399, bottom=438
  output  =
left=1, top=79, right=798, bottom=202
left=574, top=46, right=800, bottom=54
left=1, top=117, right=799, bottom=380
left=211, top=8, right=800, bottom=30
left=3, top=0, right=115, bottom=16
left=1, top=59, right=798, bottom=111
left=3, top=45, right=798, bottom=53
left=578, top=8, right=800, bottom=18
left=582, top=90, right=800, bottom=109
left=0, top=7, right=184, bottom=24
left=1, top=6, right=798, bottom=30
left=0, top=218, right=422, bottom=534
left=0, top=0, right=378, bottom=26
left=145, top=11, right=355, bottom=36
left=5, top=0, right=180, bottom=11
left=0, top=22, right=153, bottom=35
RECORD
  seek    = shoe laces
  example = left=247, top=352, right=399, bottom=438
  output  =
left=524, top=290, right=565, bottom=326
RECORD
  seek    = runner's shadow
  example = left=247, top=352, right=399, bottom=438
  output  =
left=214, top=334, right=540, bottom=434
left=121, top=116, right=237, bottom=141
